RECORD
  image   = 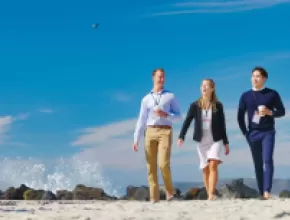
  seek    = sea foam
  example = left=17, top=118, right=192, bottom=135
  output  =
left=0, top=156, right=121, bottom=197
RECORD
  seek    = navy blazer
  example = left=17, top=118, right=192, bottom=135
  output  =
left=178, top=100, right=229, bottom=145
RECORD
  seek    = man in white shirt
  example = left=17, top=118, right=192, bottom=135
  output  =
left=132, top=68, right=181, bottom=202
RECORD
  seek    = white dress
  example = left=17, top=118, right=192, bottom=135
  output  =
left=196, top=107, right=223, bottom=169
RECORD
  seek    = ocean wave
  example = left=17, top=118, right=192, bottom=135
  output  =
left=0, top=156, right=121, bottom=197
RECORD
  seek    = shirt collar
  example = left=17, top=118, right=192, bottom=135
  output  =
left=150, top=88, right=165, bottom=94
left=252, top=86, right=265, bottom=91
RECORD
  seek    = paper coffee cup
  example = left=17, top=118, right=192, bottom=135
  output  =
left=258, top=105, right=266, bottom=112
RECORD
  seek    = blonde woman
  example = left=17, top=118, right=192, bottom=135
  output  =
left=177, top=79, right=230, bottom=200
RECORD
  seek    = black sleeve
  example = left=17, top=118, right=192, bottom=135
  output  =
left=272, top=91, right=285, bottom=118
left=178, top=103, right=195, bottom=141
left=237, top=94, right=247, bottom=135
left=219, top=103, right=229, bottom=145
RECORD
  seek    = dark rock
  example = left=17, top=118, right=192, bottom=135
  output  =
left=56, top=190, right=73, bottom=200
left=180, top=187, right=208, bottom=200
left=214, top=189, right=222, bottom=198
left=126, top=185, right=137, bottom=198
left=41, top=191, right=57, bottom=200
left=279, top=190, right=290, bottom=198
left=182, top=188, right=201, bottom=200
left=126, top=185, right=181, bottom=201
left=132, top=186, right=149, bottom=201
left=0, top=180, right=268, bottom=201
left=72, top=184, right=112, bottom=200
left=218, top=178, right=259, bottom=199
left=219, top=184, right=241, bottom=199
left=24, top=189, right=45, bottom=200
left=125, top=185, right=149, bottom=201
left=159, top=186, right=181, bottom=200
left=3, top=184, right=31, bottom=200
left=0, top=190, right=4, bottom=199
left=194, top=187, right=208, bottom=200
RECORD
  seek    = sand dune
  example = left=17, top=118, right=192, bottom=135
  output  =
left=0, top=199, right=290, bottom=220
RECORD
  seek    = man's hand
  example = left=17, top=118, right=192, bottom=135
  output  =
left=177, top=138, right=183, bottom=148
left=154, top=109, right=168, bottom=118
left=265, top=108, right=273, bottom=116
left=224, top=144, right=230, bottom=155
left=132, top=143, right=138, bottom=152
left=259, top=107, right=272, bottom=117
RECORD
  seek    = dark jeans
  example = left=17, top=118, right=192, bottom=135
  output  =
left=246, top=129, right=275, bottom=195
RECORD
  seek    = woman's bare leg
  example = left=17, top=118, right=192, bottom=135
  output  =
left=203, top=166, right=210, bottom=195
left=208, top=160, right=219, bottom=200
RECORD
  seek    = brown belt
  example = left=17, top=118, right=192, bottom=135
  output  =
left=147, top=125, right=171, bottom=129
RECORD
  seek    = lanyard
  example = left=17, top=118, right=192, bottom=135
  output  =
left=202, top=100, right=211, bottom=117
left=251, top=91, right=259, bottom=109
left=205, top=104, right=211, bottom=117
left=151, top=93, right=162, bottom=106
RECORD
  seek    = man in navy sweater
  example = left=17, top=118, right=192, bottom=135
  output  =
left=237, top=66, right=285, bottom=199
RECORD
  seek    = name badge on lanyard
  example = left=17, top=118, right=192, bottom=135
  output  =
left=252, top=112, right=261, bottom=124
left=202, top=105, right=211, bottom=130
left=202, top=104, right=211, bottom=130
left=151, top=93, right=162, bottom=108
left=251, top=92, right=261, bottom=124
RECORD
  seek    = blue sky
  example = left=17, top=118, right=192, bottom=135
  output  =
left=1, top=0, right=290, bottom=193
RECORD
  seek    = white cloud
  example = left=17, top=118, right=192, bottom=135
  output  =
left=39, top=108, right=54, bottom=114
left=14, top=113, right=30, bottom=120
left=75, top=138, right=145, bottom=169
left=72, top=119, right=136, bottom=147
left=173, top=0, right=289, bottom=7
left=147, top=0, right=290, bottom=17
left=0, top=116, right=13, bottom=144
left=111, top=92, right=132, bottom=103
left=0, top=113, right=30, bottom=145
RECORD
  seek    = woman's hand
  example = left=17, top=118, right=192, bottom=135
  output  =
left=224, top=144, right=230, bottom=155
left=177, top=138, right=184, bottom=147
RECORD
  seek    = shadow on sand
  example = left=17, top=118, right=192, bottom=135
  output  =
left=274, top=211, right=290, bottom=219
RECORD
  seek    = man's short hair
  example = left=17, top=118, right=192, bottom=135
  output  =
left=252, top=66, right=268, bottom=79
left=152, top=68, right=165, bottom=76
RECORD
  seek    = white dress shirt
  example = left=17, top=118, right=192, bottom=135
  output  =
left=133, top=89, right=181, bottom=145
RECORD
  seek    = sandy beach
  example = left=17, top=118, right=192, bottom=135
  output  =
left=0, top=199, right=290, bottom=220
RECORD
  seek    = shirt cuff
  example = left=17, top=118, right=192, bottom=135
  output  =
left=165, top=111, right=181, bottom=120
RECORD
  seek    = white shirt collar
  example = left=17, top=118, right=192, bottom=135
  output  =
left=252, top=86, right=265, bottom=91
left=150, top=88, right=165, bottom=94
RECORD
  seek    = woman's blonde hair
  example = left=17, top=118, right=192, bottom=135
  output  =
left=197, top=78, right=219, bottom=112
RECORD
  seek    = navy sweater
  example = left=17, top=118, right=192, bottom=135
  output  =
left=237, top=87, right=285, bottom=135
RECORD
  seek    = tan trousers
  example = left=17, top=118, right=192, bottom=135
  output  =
left=144, top=127, right=174, bottom=201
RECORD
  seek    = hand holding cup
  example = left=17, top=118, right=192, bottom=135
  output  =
left=258, top=105, right=266, bottom=116
left=258, top=105, right=272, bottom=117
